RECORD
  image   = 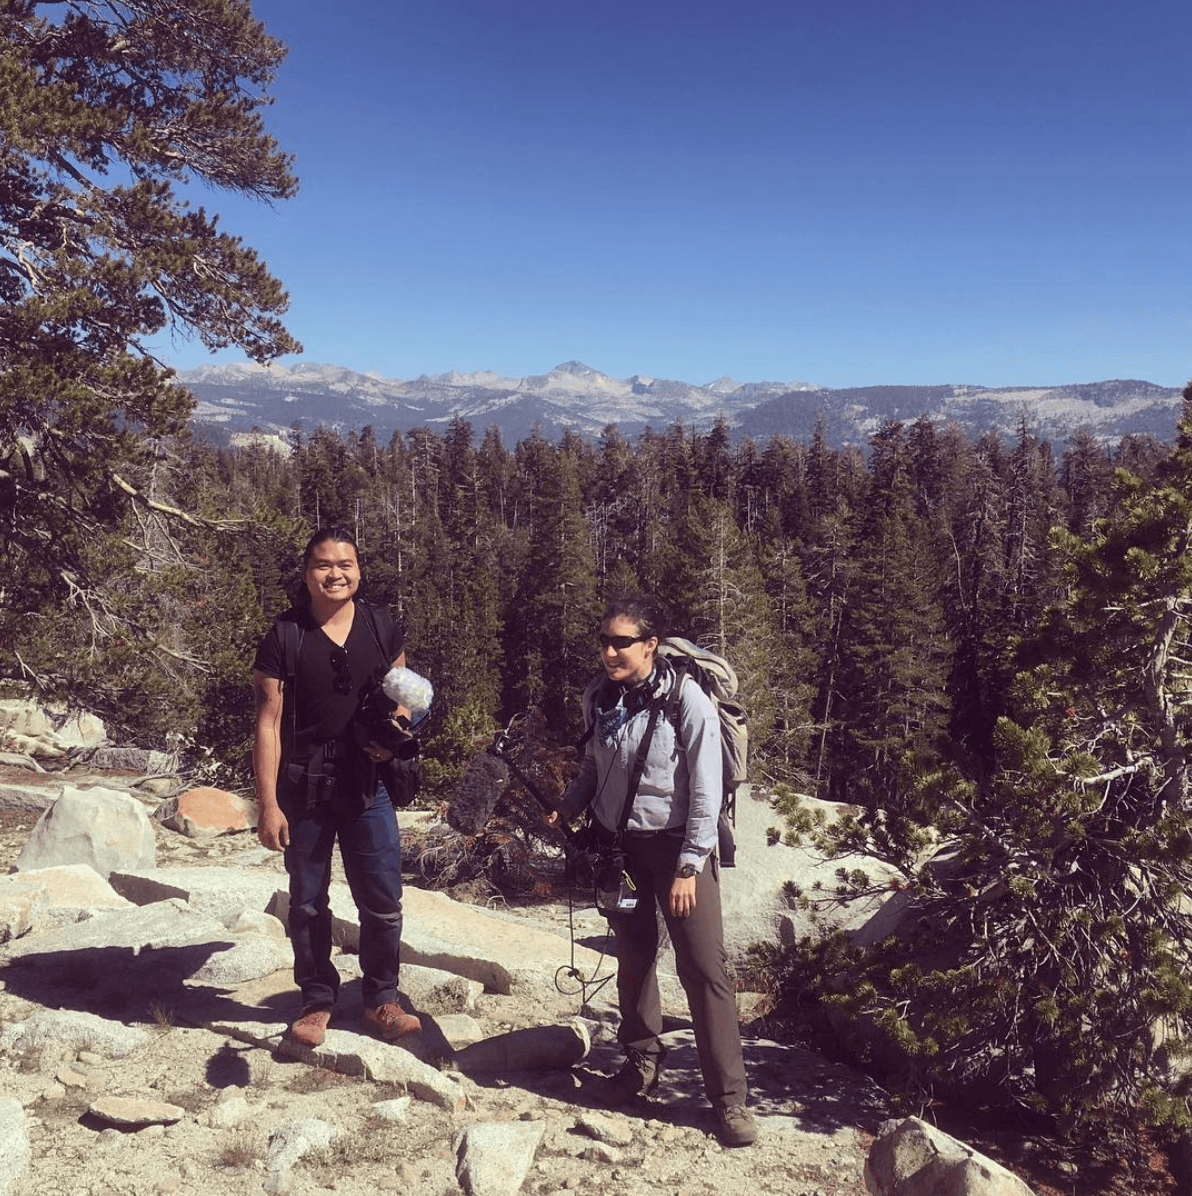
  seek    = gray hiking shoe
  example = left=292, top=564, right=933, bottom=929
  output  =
left=714, top=1103, right=757, bottom=1147
left=594, top=1046, right=665, bottom=1107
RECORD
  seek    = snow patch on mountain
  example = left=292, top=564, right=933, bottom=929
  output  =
left=177, top=361, right=1183, bottom=449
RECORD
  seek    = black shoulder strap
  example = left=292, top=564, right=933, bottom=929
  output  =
left=615, top=659, right=680, bottom=832
left=279, top=614, right=303, bottom=682
left=278, top=615, right=304, bottom=763
left=617, top=699, right=663, bottom=834
left=357, top=599, right=402, bottom=671
left=662, top=658, right=688, bottom=730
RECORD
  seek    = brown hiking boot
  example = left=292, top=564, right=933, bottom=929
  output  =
left=362, top=1003, right=422, bottom=1041
left=714, top=1103, right=757, bottom=1147
left=594, top=1046, right=665, bottom=1107
left=289, top=1007, right=332, bottom=1048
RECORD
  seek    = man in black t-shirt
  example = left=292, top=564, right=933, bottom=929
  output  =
left=253, top=528, right=420, bottom=1049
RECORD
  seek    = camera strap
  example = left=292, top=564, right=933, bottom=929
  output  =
left=355, top=600, right=391, bottom=679
left=616, top=694, right=664, bottom=836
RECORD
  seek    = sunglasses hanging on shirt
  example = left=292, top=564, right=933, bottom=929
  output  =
left=329, top=646, right=353, bottom=694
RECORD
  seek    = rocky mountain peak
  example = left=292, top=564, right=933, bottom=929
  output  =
left=178, top=359, right=1184, bottom=451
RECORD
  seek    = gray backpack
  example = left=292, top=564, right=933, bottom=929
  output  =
left=656, top=637, right=749, bottom=792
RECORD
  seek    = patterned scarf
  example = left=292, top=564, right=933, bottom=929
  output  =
left=594, top=669, right=663, bottom=746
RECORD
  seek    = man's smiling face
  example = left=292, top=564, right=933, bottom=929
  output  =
left=303, top=540, right=360, bottom=608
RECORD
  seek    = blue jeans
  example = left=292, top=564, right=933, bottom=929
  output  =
left=282, top=784, right=404, bottom=1011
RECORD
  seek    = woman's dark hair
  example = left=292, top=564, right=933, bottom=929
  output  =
left=293, top=527, right=362, bottom=607
left=601, top=594, right=668, bottom=640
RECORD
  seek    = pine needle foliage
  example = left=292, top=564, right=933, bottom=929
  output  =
left=797, top=393, right=1192, bottom=1137
left=0, top=0, right=299, bottom=721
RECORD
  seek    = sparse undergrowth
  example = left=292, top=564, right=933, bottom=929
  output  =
left=217, top=1127, right=262, bottom=1169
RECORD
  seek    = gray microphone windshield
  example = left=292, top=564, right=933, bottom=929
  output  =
left=446, top=751, right=511, bottom=836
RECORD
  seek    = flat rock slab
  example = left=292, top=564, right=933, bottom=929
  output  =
left=5, top=864, right=132, bottom=919
left=214, top=1019, right=467, bottom=1111
left=109, top=861, right=603, bottom=1000
left=109, top=866, right=286, bottom=927
left=0, top=751, right=45, bottom=772
left=187, top=934, right=293, bottom=986
left=0, top=780, right=59, bottom=812
left=400, top=887, right=607, bottom=995
left=0, top=899, right=240, bottom=997
left=2, top=898, right=231, bottom=959
left=0, top=1009, right=149, bottom=1058
left=262, top=881, right=608, bottom=996
left=89, top=1095, right=185, bottom=1127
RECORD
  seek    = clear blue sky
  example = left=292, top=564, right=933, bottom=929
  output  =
left=155, top=0, right=1192, bottom=390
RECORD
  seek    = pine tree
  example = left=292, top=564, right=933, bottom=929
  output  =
left=1060, top=428, right=1115, bottom=536
left=799, top=423, right=863, bottom=796
left=694, top=416, right=734, bottom=503
left=506, top=440, right=597, bottom=737
left=412, top=415, right=504, bottom=766
left=759, top=534, right=820, bottom=779
left=0, top=0, right=298, bottom=707
left=586, top=423, right=640, bottom=583
left=943, top=431, right=1015, bottom=774
left=824, top=422, right=952, bottom=859
left=824, top=392, right=1192, bottom=1134
left=658, top=494, right=779, bottom=755
left=477, top=426, right=516, bottom=527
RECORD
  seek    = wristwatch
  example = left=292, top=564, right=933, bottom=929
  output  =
left=674, top=863, right=698, bottom=879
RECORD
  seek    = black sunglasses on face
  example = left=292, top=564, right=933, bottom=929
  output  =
left=330, top=646, right=353, bottom=694
left=599, top=633, right=649, bottom=651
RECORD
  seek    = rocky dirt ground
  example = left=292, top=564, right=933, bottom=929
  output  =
left=0, top=789, right=889, bottom=1196
left=2, top=772, right=1184, bottom=1196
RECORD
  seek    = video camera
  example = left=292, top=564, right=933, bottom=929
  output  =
left=352, top=666, right=433, bottom=761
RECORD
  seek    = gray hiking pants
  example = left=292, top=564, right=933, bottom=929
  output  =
left=608, top=831, right=748, bottom=1109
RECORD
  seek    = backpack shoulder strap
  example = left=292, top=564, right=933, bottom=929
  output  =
left=574, top=673, right=608, bottom=752
left=660, top=657, right=691, bottom=734
left=358, top=602, right=408, bottom=679
left=356, top=600, right=399, bottom=666
left=279, top=615, right=304, bottom=683
left=275, top=612, right=305, bottom=765
left=618, top=698, right=663, bottom=834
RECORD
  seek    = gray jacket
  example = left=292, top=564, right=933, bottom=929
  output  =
left=559, top=662, right=722, bottom=872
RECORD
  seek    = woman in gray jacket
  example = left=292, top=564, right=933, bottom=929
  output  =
left=550, top=595, right=756, bottom=1148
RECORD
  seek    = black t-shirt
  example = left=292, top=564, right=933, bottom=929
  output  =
left=254, top=600, right=404, bottom=765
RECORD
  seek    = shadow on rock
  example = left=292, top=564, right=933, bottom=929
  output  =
left=2, top=942, right=236, bottom=1023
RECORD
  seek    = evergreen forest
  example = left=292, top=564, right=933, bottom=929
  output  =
left=11, top=387, right=1192, bottom=1141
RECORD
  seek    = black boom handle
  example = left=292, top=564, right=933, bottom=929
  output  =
left=487, top=735, right=583, bottom=851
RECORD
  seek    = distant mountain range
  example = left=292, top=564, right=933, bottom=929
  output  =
left=178, top=360, right=1186, bottom=451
